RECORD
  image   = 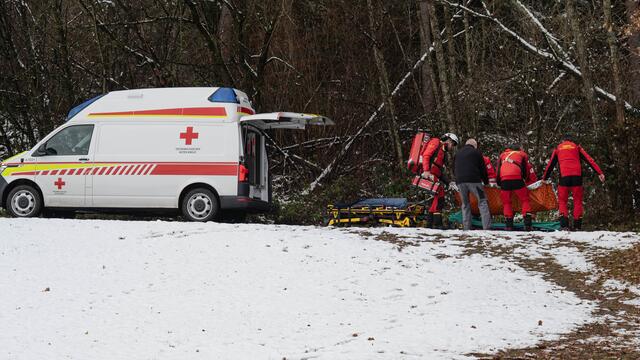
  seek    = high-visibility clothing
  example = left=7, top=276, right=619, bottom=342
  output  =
left=497, top=149, right=537, bottom=184
left=500, top=187, right=531, bottom=218
left=543, top=140, right=603, bottom=220
left=428, top=188, right=445, bottom=214
left=542, top=140, right=603, bottom=186
left=483, top=156, right=497, bottom=183
left=558, top=185, right=584, bottom=219
left=420, top=138, right=447, bottom=180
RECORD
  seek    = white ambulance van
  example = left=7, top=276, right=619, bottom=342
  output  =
left=0, top=87, right=332, bottom=221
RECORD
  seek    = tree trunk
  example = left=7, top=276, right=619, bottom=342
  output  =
left=604, top=0, right=633, bottom=213
left=53, top=0, right=75, bottom=110
left=417, top=0, right=439, bottom=114
left=443, top=4, right=456, bottom=90
left=463, top=10, right=472, bottom=79
left=427, top=1, right=455, bottom=132
left=217, top=1, right=236, bottom=70
left=565, top=0, right=598, bottom=129
left=627, top=0, right=640, bottom=105
left=366, top=0, right=404, bottom=168
left=184, top=0, right=234, bottom=86
left=603, top=0, right=626, bottom=129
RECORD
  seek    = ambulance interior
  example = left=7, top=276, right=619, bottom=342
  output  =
left=241, top=125, right=268, bottom=202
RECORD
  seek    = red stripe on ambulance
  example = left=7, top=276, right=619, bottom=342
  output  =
left=143, top=165, right=154, bottom=175
left=150, top=163, right=237, bottom=176
left=9, top=162, right=238, bottom=177
left=89, top=107, right=227, bottom=117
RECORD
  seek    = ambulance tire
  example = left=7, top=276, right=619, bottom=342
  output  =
left=181, top=188, right=219, bottom=222
left=6, top=185, right=43, bottom=218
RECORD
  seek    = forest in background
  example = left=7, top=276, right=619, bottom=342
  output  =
left=0, top=0, right=639, bottom=227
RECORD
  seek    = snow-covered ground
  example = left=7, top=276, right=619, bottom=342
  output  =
left=0, top=219, right=638, bottom=359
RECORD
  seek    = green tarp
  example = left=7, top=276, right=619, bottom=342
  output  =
left=448, top=211, right=560, bottom=231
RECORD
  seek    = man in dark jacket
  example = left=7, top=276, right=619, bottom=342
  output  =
left=454, top=139, right=491, bottom=230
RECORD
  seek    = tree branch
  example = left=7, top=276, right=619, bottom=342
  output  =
left=440, top=0, right=640, bottom=116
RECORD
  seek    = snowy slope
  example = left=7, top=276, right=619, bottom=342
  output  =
left=0, top=219, right=637, bottom=359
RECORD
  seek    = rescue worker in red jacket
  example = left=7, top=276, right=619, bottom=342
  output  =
left=420, top=132, right=459, bottom=228
left=542, top=135, right=605, bottom=230
left=497, top=145, right=538, bottom=231
left=483, top=156, right=498, bottom=187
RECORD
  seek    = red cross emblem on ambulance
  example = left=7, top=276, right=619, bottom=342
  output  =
left=54, top=177, right=66, bottom=190
left=180, top=126, right=199, bottom=145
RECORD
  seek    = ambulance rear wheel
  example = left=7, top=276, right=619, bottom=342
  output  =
left=6, top=185, right=43, bottom=218
left=181, top=188, right=219, bottom=222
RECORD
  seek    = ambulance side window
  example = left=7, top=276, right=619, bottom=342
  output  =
left=37, top=125, right=94, bottom=156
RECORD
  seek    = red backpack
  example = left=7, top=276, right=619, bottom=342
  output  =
left=407, top=132, right=431, bottom=174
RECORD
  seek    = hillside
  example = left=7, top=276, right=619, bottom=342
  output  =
left=2, top=219, right=639, bottom=359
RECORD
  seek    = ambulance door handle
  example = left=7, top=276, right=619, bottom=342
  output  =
left=78, top=158, right=90, bottom=162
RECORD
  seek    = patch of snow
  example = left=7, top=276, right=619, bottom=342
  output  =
left=0, top=219, right=600, bottom=359
left=602, top=279, right=640, bottom=299
left=623, top=298, right=640, bottom=307
left=548, top=246, right=594, bottom=273
left=552, top=231, right=639, bottom=250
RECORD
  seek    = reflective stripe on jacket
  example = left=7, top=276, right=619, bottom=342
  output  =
left=498, top=149, right=537, bottom=184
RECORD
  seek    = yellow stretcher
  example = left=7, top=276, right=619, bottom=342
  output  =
left=325, top=198, right=427, bottom=227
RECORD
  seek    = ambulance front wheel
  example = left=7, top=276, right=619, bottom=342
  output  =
left=6, top=185, right=43, bottom=218
left=181, top=188, right=219, bottom=222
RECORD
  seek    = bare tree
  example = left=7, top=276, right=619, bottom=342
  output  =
left=366, top=0, right=403, bottom=168
left=417, top=0, right=438, bottom=113
left=427, top=1, right=455, bottom=131
left=566, top=0, right=598, bottom=129
left=626, top=0, right=640, bottom=105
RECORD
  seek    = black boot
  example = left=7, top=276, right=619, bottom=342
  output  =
left=425, top=213, right=434, bottom=228
left=559, top=216, right=569, bottom=231
left=432, top=213, right=443, bottom=229
left=505, top=217, right=514, bottom=231
left=524, top=213, right=533, bottom=231
left=573, top=218, right=582, bottom=231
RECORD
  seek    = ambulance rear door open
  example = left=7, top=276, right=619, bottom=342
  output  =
left=239, top=112, right=334, bottom=202
left=239, top=112, right=333, bottom=130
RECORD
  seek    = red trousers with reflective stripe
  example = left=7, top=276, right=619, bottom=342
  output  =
left=429, top=188, right=445, bottom=214
left=558, top=185, right=584, bottom=219
left=500, top=187, right=530, bottom=218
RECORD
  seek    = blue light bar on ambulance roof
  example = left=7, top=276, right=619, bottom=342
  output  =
left=208, top=87, right=239, bottom=104
left=66, top=94, right=105, bottom=121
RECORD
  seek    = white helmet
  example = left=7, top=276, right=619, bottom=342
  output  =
left=442, top=132, right=459, bottom=145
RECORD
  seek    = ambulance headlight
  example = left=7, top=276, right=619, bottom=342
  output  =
left=0, top=165, right=6, bottom=174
